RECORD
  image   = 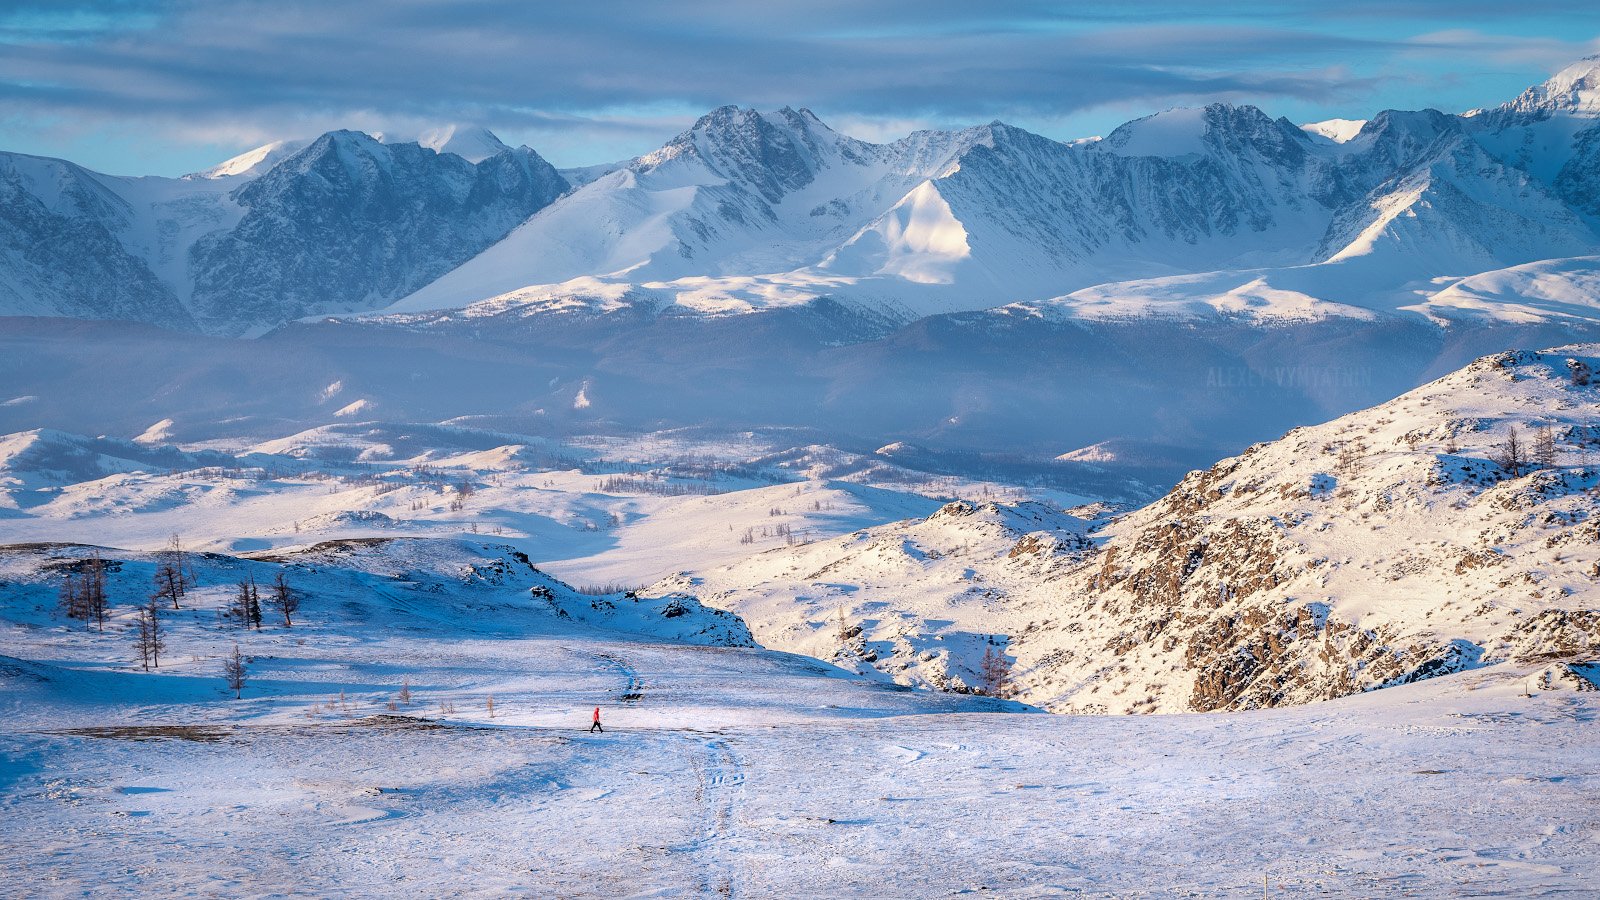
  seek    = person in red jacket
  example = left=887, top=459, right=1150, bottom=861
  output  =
left=589, top=706, right=603, bottom=733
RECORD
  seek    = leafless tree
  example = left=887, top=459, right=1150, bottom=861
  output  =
left=135, top=596, right=165, bottom=671
left=398, top=677, right=412, bottom=706
left=223, top=644, right=248, bottom=699
left=84, top=552, right=108, bottom=631
left=1335, top=439, right=1366, bottom=476
left=268, top=571, right=300, bottom=627
left=1532, top=424, right=1558, bottom=468
left=246, top=577, right=262, bottom=629
left=152, top=534, right=195, bottom=610
left=229, top=579, right=248, bottom=625
left=60, top=572, right=85, bottom=621
left=980, top=642, right=1014, bottom=699
left=229, top=577, right=262, bottom=629
left=1492, top=425, right=1526, bottom=476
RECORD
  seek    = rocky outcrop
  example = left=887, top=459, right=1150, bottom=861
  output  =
left=1016, top=347, right=1600, bottom=713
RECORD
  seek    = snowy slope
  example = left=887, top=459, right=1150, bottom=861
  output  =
left=0, top=540, right=755, bottom=693
left=1018, top=253, right=1600, bottom=326
left=0, top=152, right=221, bottom=329
left=398, top=125, right=510, bottom=163
left=653, top=499, right=1098, bottom=692
left=1021, top=346, right=1600, bottom=713
left=1, top=540, right=1596, bottom=896
left=188, top=140, right=309, bottom=179
left=669, top=346, right=1600, bottom=712
left=1315, top=115, right=1595, bottom=274
left=1301, top=118, right=1367, bottom=143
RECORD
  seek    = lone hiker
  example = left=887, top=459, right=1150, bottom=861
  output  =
left=590, top=706, right=603, bottom=733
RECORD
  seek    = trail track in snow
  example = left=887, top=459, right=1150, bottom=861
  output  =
left=591, top=650, right=645, bottom=702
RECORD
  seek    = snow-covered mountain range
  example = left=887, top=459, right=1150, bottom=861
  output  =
left=387, top=61, right=1600, bottom=327
left=7, top=58, right=1600, bottom=335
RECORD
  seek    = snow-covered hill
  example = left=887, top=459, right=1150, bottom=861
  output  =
left=650, top=499, right=1098, bottom=692
left=0, top=538, right=752, bottom=649
left=666, top=346, right=1600, bottom=712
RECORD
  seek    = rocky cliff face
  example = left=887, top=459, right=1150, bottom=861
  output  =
left=188, top=132, right=567, bottom=333
left=0, top=154, right=192, bottom=329
left=0, top=130, right=568, bottom=335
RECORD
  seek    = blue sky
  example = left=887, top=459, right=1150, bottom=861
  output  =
left=1, top=1, right=1597, bottom=175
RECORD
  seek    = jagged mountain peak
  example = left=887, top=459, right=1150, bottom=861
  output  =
left=1497, top=55, right=1600, bottom=118
left=1097, top=102, right=1303, bottom=160
left=295, top=128, right=388, bottom=160
left=240, top=128, right=558, bottom=194
left=15, top=63, right=1600, bottom=335
left=1360, top=107, right=1461, bottom=138
left=186, top=126, right=568, bottom=333
left=409, top=124, right=510, bottom=163
left=659, top=105, right=849, bottom=157
left=959, top=119, right=1051, bottom=147
left=188, top=139, right=308, bottom=180
left=636, top=105, right=876, bottom=202
left=236, top=130, right=405, bottom=193
left=1336, top=108, right=1465, bottom=168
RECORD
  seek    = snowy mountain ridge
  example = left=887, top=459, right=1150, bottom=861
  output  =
left=386, top=64, right=1600, bottom=329
left=10, top=60, right=1600, bottom=333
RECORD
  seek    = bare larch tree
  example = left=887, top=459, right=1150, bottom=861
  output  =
left=223, top=644, right=248, bottom=699
left=268, top=570, right=300, bottom=627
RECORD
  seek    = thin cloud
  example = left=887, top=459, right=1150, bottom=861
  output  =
left=0, top=1, right=1594, bottom=172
